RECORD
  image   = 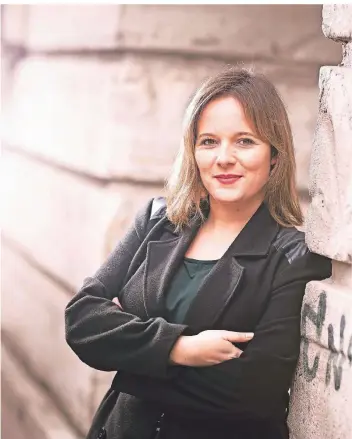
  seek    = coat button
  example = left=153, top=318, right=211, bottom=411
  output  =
left=97, top=427, right=106, bottom=439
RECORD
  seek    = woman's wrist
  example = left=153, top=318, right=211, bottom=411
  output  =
left=169, top=335, right=192, bottom=366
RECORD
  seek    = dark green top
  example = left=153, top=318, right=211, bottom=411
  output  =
left=165, top=257, right=218, bottom=324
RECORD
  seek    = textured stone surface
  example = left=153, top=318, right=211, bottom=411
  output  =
left=323, top=5, right=352, bottom=42
left=288, top=279, right=352, bottom=439
left=115, top=5, right=340, bottom=64
left=306, top=67, right=352, bottom=262
left=2, top=341, right=82, bottom=439
left=0, top=151, right=159, bottom=290
left=1, top=44, right=18, bottom=107
left=343, top=41, right=352, bottom=67
left=2, top=55, right=202, bottom=182
left=1, top=380, right=33, bottom=439
left=2, top=55, right=318, bottom=189
left=1, top=4, right=123, bottom=49
left=1, top=5, right=29, bottom=47
left=2, top=5, right=341, bottom=64
left=1, top=244, right=104, bottom=435
left=332, top=261, right=352, bottom=288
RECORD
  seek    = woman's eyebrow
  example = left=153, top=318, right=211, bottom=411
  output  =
left=197, top=131, right=256, bottom=138
left=197, top=132, right=215, bottom=139
left=236, top=131, right=256, bottom=137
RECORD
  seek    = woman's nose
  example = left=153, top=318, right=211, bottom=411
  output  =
left=215, top=144, right=235, bottom=166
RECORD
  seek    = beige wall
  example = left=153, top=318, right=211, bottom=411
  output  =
left=1, top=5, right=345, bottom=438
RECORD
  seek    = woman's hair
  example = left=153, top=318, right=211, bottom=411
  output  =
left=165, top=66, right=303, bottom=231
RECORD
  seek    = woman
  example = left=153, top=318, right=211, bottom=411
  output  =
left=65, top=68, right=331, bottom=439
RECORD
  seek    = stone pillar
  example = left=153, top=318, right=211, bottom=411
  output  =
left=288, top=5, right=352, bottom=439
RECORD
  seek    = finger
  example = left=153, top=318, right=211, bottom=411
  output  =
left=228, top=347, right=243, bottom=359
left=221, top=330, right=254, bottom=342
left=112, top=297, right=122, bottom=309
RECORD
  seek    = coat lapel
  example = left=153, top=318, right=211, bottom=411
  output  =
left=143, top=217, right=200, bottom=318
left=183, top=255, right=244, bottom=331
left=143, top=202, right=279, bottom=330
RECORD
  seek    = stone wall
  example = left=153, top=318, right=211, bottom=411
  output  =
left=288, top=5, right=352, bottom=439
left=0, top=5, right=342, bottom=437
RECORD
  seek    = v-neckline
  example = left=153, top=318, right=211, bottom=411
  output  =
left=183, top=257, right=217, bottom=279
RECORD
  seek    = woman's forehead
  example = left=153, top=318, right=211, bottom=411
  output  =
left=197, top=96, right=256, bottom=136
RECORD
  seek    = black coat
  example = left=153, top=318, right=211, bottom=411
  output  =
left=65, top=197, right=332, bottom=439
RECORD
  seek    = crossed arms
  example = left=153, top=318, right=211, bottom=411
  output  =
left=65, top=199, right=331, bottom=419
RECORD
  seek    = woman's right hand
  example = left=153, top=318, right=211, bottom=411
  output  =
left=169, top=330, right=254, bottom=367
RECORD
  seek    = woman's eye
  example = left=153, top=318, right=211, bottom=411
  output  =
left=238, top=138, right=255, bottom=146
left=200, top=138, right=217, bottom=148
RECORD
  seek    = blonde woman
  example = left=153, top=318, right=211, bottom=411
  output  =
left=65, top=68, right=331, bottom=439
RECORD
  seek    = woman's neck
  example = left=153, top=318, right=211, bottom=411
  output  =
left=206, top=196, right=264, bottom=232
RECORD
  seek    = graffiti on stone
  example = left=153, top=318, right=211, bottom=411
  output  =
left=301, top=291, right=352, bottom=390
left=301, top=292, right=326, bottom=382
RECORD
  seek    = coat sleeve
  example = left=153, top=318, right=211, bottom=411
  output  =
left=114, top=251, right=332, bottom=419
left=64, top=198, right=188, bottom=378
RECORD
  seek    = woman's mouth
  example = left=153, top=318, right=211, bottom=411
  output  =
left=214, top=175, right=242, bottom=185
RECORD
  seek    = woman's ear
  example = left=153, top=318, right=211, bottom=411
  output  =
left=270, top=146, right=278, bottom=171
left=270, top=156, right=278, bottom=167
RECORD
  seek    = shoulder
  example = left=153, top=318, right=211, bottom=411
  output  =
left=149, top=196, right=167, bottom=220
left=272, top=226, right=308, bottom=265
left=133, top=196, right=167, bottom=238
left=271, top=225, right=332, bottom=284
left=135, top=196, right=166, bottom=223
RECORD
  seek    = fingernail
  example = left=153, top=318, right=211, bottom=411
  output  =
left=232, top=351, right=242, bottom=359
left=245, top=332, right=254, bottom=338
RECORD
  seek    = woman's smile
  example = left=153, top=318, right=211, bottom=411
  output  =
left=214, top=174, right=243, bottom=185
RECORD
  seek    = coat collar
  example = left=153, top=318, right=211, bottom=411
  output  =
left=164, top=201, right=279, bottom=257
left=226, top=202, right=280, bottom=257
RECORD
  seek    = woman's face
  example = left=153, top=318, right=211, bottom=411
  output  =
left=195, top=96, right=276, bottom=206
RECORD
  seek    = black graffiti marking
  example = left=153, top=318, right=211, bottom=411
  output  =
left=326, top=315, right=346, bottom=390
left=301, top=292, right=352, bottom=390
left=301, top=292, right=327, bottom=382
left=348, top=336, right=352, bottom=365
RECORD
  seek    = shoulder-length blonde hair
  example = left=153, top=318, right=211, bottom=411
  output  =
left=165, top=67, right=303, bottom=230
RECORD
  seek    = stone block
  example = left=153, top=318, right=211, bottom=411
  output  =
left=1, top=5, right=30, bottom=47
left=1, top=375, right=37, bottom=439
left=116, top=5, right=340, bottom=65
left=1, top=5, right=123, bottom=50
left=2, top=55, right=318, bottom=190
left=0, top=151, right=159, bottom=291
left=283, top=85, right=318, bottom=192
left=1, top=44, right=20, bottom=108
left=323, top=5, right=352, bottom=42
left=2, top=55, right=217, bottom=182
left=1, top=5, right=341, bottom=64
left=306, top=67, right=352, bottom=263
left=1, top=244, right=103, bottom=435
left=288, top=280, right=352, bottom=439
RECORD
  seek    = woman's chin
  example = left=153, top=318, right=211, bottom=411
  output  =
left=210, top=189, right=244, bottom=204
